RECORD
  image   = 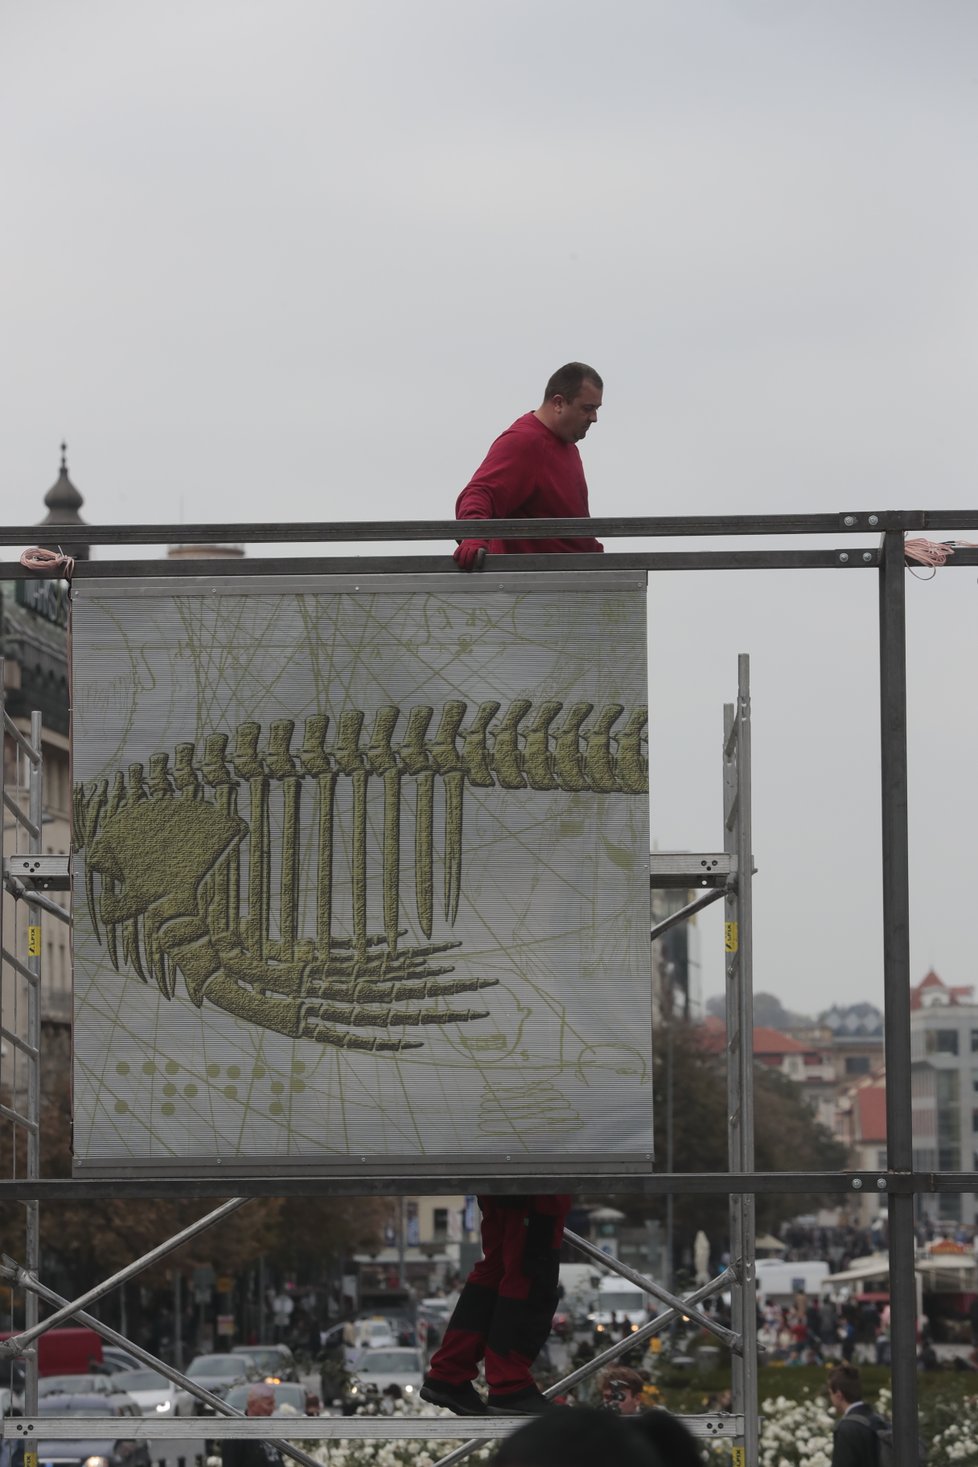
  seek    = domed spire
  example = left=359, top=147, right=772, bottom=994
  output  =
left=39, top=442, right=89, bottom=560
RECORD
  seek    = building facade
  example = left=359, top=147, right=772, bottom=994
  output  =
left=910, top=969, right=978, bottom=1228
left=1, top=450, right=85, bottom=1099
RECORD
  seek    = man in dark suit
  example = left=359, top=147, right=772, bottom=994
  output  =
left=827, top=1365, right=884, bottom=1467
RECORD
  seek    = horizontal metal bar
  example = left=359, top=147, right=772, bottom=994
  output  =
left=0, top=714, right=40, bottom=764
left=915, top=1172, right=978, bottom=1194
left=1, top=792, right=39, bottom=838
left=3, top=1414, right=741, bottom=1441
left=649, top=852, right=735, bottom=888
left=0, top=1170, right=943, bottom=1200
left=0, top=549, right=886, bottom=580
left=652, top=887, right=727, bottom=939
left=0, top=948, right=39, bottom=985
left=4, top=855, right=70, bottom=891
left=9, top=546, right=978, bottom=579
left=4, top=509, right=978, bottom=547
left=6, top=1421, right=316, bottom=1467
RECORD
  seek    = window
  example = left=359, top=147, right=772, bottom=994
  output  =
left=937, top=1070, right=960, bottom=1105
left=845, top=1056, right=871, bottom=1076
left=432, top=1208, right=448, bottom=1242
left=972, top=1030, right=978, bottom=1053
left=926, top=1029, right=959, bottom=1056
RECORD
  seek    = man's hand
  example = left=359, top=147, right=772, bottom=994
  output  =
left=453, top=539, right=489, bottom=571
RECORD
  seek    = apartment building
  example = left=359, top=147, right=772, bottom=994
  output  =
left=910, top=969, right=978, bottom=1228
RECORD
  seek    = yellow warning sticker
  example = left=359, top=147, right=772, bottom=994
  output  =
left=731, top=1449, right=745, bottom=1467
left=725, top=921, right=739, bottom=953
left=27, top=926, right=41, bottom=957
left=24, top=1450, right=38, bottom=1467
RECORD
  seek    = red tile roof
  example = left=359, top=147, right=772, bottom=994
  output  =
left=697, top=1021, right=816, bottom=1059
left=910, top=968, right=974, bottom=1009
left=753, top=1026, right=808, bottom=1055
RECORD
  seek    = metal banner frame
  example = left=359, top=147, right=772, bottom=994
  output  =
left=3, top=506, right=978, bottom=1466
left=67, top=572, right=652, bottom=1179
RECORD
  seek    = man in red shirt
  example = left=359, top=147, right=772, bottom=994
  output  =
left=420, top=365, right=604, bottom=1419
left=453, top=362, right=605, bottom=567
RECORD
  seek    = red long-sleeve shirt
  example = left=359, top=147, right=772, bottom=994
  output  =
left=456, top=411, right=604, bottom=555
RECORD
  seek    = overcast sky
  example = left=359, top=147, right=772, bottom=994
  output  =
left=2, top=1, right=976, bottom=1015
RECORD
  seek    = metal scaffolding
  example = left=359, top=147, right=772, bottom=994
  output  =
left=2, top=508, right=978, bottom=1467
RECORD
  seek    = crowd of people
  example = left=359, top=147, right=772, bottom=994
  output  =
left=758, top=1294, right=885, bottom=1366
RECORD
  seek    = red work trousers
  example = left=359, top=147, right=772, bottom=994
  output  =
left=427, top=1194, right=571, bottom=1397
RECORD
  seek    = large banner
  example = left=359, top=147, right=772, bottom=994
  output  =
left=70, top=573, right=651, bottom=1176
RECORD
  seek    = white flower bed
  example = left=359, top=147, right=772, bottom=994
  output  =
left=267, top=1386, right=978, bottom=1466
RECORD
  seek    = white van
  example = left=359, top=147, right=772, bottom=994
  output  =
left=586, top=1275, right=650, bottom=1333
left=754, top=1259, right=830, bottom=1304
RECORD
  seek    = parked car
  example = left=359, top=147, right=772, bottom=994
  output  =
left=174, top=1353, right=257, bottom=1415
left=37, top=1375, right=136, bottom=1408
left=352, top=1317, right=395, bottom=1353
left=22, top=1393, right=150, bottom=1467
left=106, top=1368, right=180, bottom=1417
left=97, top=1347, right=144, bottom=1374
left=224, top=1382, right=319, bottom=1416
left=382, top=1309, right=418, bottom=1347
left=344, top=1347, right=423, bottom=1411
left=230, top=1344, right=298, bottom=1382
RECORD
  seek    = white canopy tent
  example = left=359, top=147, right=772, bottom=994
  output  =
left=823, top=1254, right=891, bottom=1287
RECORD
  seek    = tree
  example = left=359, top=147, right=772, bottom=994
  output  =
left=590, top=1019, right=849, bottom=1258
left=0, top=1069, right=387, bottom=1319
left=705, top=991, right=813, bottom=1030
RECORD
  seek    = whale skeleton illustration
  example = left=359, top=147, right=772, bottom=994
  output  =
left=74, top=699, right=648, bottom=1052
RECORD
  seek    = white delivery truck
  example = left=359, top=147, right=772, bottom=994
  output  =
left=586, top=1274, right=650, bottom=1334
left=754, top=1258, right=830, bottom=1304
left=557, top=1263, right=602, bottom=1322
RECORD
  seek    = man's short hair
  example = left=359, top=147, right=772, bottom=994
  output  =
left=599, top=1365, right=645, bottom=1398
left=828, top=1363, right=862, bottom=1403
left=494, top=1406, right=660, bottom=1467
left=543, top=362, right=603, bottom=403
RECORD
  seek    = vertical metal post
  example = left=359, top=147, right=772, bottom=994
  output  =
left=24, top=710, right=42, bottom=1419
left=174, top=1268, right=184, bottom=1370
left=0, top=657, right=6, bottom=1107
left=259, top=1254, right=267, bottom=1344
left=879, top=531, right=918, bottom=1461
left=725, top=655, right=757, bottom=1466
left=664, top=1021, right=674, bottom=1291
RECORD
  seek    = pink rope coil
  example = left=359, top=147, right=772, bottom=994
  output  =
left=904, top=538, right=956, bottom=567
left=19, top=546, right=76, bottom=580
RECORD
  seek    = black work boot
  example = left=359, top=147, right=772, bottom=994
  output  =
left=420, top=1377, right=489, bottom=1416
